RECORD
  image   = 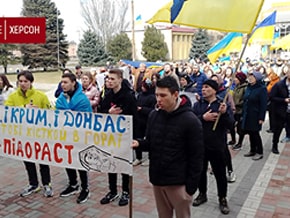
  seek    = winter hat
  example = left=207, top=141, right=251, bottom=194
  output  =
left=235, top=72, right=247, bottom=83
left=203, top=79, right=219, bottom=92
left=251, top=71, right=263, bottom=81
left=179, top=74, right=191, bottom=84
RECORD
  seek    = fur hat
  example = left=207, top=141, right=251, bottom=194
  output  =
left=235, top=72, right=247, bottom=83
left=203, top=79, right=219, bottom=92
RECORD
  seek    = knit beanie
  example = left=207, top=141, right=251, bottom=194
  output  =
left=251, top=71, right=263, bottom=81
left=203, top=79, right=219, bottom=92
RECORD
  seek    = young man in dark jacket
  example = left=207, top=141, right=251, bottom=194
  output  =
left=99, top=68, right=137, bottom=207
left=132, top=76, right=204, bottom=218
left=192, top=79, right=234, bottom=215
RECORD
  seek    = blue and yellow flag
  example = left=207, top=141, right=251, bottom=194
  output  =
left=249, top=11, right=276, bottom=45
left=207, top=32, right=243, bottom=64
left=147, top=0, right=264, bottom=33
left=135, top=14, right=142, bottom=25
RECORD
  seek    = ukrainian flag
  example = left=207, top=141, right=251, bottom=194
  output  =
left=249, top=11, right=276, bottom=45
left=147, top=0, right=264, bottom=34
left=135, top=14, right=142, bottom=25
left=207, top=32, right=243, bottom=64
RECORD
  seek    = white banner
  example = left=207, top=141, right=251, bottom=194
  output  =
left=0, top=106, right=133, bottom=175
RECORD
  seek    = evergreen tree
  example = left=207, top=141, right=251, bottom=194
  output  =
left=77, top=30, right=108, bottom=66
left=0, top=44, right=18, bottom=74
left=21, top=0, right=69, bottom=70
left=107, top=33, right=132, bottom=62
left=189, top=29, right=212, bottom=62
left=142, top=26, right=168, bottom=62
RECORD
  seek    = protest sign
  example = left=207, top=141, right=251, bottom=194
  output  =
left=0, top=106, right=133, bottom=175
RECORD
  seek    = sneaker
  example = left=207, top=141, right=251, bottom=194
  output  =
left=59, top=185, right=79, bottom=197
left=227, top=140, right=236, bottom=146
left=77, top=189, right=90, bottom=204
left=141, top=159, right=149, bottom=166
left=192, top=193, right=207, bottom=206
left=20, top=185, right=41, bottom=197
left=100, top=192, right=119, bottom=204
left=43, top=184, right=53, bottom=197
left=280, top=137, right=290, bottom=143
left=132, top=159, right=142, bottom=166
left=227, top=171, right=236, bottom=183
left=219, top=197, right=230, bottom=214
left=232, top=143, right=242, bottom=151
left=119, top=191, right=130, bottom=206
left=252, top=154, right=263, bottom=161
left=244, top=151, right=256, bottom=157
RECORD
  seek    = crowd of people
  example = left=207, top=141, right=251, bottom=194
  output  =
left=0, top=56, right=290, bottom=217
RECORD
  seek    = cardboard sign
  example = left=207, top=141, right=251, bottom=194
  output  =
left=0, top=17, right=46, bottom=44
left=0, top=106, right=133, bottom=175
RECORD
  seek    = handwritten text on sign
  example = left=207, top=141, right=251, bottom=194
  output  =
left=0, top=17, right=46, bottom=43
left=0, top=106, right=133, bottom=175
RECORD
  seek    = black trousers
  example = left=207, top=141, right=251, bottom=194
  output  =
left=198, top=149, right=227, bottom=198
left=108, top=173, right=129, bottom=194
left=66, top=168, right=88, bottom=190
left=273, top=113, right=290, bottom=149
left=244, top=130, right=263, bottom=154
left=24, top=161, right=50, bottom=186
left=225, top=146, right=233, bottom=172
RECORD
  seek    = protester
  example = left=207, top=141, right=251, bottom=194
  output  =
left=133, top=63, right=152, bottom=94
left=99, top=68, right=137, bottom=207
left=81, top=72, right=100, bottom=112
left=54, top=68, right=72, bottom=98
left=161, top=63, right=180, bottom=86
left=133, top=78, right=156, bottom=166
left=0, top=74, right=14, bottom=105
left=242, top=71, right=267, bottom=160
left=269, top=63, right=290, bottom=154
left=232, top=72, right=248, bottom=151
left=132, top=76, right=204, bottom=218
left=210, top=74, right=236, bottom=183
left=265, top=67, right=280, bottom=133
left=179, top=74, right=196, bottom=93
left=189, top=64, right=208, bottom=98
left=75, top=65, right=83, bottom=82
left=192, top=79, right=234, bottom=215
left=5, top=70, right=53, bottom=197
left=56, top=73, right=92, bottom=204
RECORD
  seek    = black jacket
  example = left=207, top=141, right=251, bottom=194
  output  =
left=136, top=90, right=156, bottom=138
left=270, top=78, right=289, bottom=119
left=98, top=83, right=137, bottom=137
left=139, top=96, right=204, bottom=195
left=193, top=97, right=234, bottom=151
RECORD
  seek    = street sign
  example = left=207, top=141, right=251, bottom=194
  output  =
left=0, top=17, right=46, bottom=44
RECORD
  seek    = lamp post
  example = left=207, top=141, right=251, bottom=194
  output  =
left=56, top=9, right=60, bottom=70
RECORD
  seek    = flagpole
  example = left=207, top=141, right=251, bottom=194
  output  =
left=212, top=34, right=251, bottom=131
left=131, top=0, right=136, bottom=61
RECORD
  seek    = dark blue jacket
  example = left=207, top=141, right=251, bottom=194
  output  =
left=189, top=72, right=208, bottom=97
left=193, top=97, right=234, bottom=151
left=242, top=81, right=267, bottom=131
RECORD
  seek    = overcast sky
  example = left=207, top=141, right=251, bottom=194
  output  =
left=0, top=0, right=277, bottom=43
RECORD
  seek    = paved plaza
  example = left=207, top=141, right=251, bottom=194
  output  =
left=0, top=83, right=290, bottom=218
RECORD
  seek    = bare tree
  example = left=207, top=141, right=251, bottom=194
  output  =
left=80, top=0, right=129, bottom=47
